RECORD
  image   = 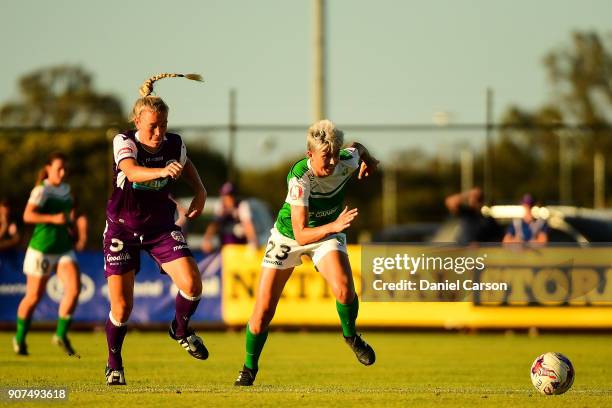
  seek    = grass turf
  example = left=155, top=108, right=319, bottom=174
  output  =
left=1, top=331, right=610, bottom=407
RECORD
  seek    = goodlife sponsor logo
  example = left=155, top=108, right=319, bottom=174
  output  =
left=106, top=252, right=131, bottom=263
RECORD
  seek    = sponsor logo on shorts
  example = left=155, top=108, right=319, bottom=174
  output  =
left=335, top=235, right=346, bottom=246
left=171, top=230, right=186, bottom=243
left=106, top=252, right=131, bottom=264
left=263, top=259, right=284, bottom=266
left=109, top=238, right=124, bottom=252
left=173, top=244, right=189, bottom=251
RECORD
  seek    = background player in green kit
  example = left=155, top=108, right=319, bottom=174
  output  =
left=13, top=152, right=82, bottom=357
left=235, top=120, right=379, bottom=386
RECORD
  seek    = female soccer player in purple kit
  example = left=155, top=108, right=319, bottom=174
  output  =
left=103, top=73, right=208, bottom=385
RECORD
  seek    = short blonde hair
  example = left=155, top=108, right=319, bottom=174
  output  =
left=307, top=119, right=344, bottom=153
left=130, top=72, right=203, bottom=122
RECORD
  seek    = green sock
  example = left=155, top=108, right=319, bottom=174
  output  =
left=336, top=295, right=359, bottom=337
left=245, top=323, right=268, bottom=371
left=15, top=317, right=31, bottom=344
left=55, top=316, right=72, bottom=339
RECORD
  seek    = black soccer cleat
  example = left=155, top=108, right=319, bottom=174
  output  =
left=344, top=334, right=376, bottom=366
left=12, top=337, right=28, bottom=356
left=234, top=365, right=257, bottom=386
left=52, top=334, right=80, bottom=358
left=169, top=321, right=209, bottom=360
left=105, top=366, right=126, bottom=386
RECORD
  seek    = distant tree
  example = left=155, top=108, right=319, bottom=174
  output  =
left=544, top=32, right=612, bottom=125
left=497, top=31, right=612, bottom=206
left=0, top=65, right=125, bottom=127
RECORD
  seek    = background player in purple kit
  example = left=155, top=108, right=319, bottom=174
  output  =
left=103, top=73, right=208, bottom=385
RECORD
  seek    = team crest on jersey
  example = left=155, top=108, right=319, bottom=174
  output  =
left=171, top=230, right=186, bottom=243
left=290, top=184, right=304, bottom=200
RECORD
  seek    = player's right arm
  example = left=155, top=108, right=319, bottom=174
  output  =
left=114, top=134, right=183, bottom=183
left=22, top=186, right=66, bottom=225
left=23, top=204, right=66, bottom=225
left=291, top=205, right=358, bottom=246
left=118, top=158, right=183, bottom=183
left=201, top=221, right=220, bottom=253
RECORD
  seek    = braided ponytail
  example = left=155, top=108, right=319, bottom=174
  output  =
left=131, top=72, right=203, bottom=121
left=139, top=72, right=203, bottom=97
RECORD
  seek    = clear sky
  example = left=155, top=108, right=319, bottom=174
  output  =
left=1, top=0, right=611, bottom=166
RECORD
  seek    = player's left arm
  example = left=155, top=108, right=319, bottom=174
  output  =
left=74, top=214, right=88, bottom=251
left=349, top=142, right=379, bottom=179
left=180, top=158, right=207, bottom=219
left=238, top=201, right=259, bottom=249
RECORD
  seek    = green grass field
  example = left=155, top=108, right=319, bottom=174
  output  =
left=1, top=331, right=610, bottom=407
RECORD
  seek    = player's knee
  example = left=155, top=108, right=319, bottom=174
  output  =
left=251, top=308, right=276, bottom=333
left=111, top=301, right=132, bottom=323
left=184, top=277, right=202, bottom=297
left=249, top=317, right=269, bottom=334
left=24, top=291, right=44, bottom=306
left=64, top=282, right=81, bottom=299
left=334, top=286, right=355, bottom=304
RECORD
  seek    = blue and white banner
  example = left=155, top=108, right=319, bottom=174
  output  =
left=0, top=250, right=222, bottom=324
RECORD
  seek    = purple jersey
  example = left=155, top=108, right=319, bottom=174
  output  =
left=106, top=130, right=187, bottom=234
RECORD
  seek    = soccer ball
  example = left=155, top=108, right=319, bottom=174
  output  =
left=530, top=352, right=575, bottom=395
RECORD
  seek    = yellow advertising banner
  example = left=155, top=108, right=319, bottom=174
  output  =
left=222, top=244, right=612, bottom=329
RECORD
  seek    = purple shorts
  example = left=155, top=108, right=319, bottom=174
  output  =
left=103, top=222, right=193, bottom=277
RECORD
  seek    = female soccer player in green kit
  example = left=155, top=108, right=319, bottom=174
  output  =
left=14, top=152, right=82, bottom=357
left=235, top=120, right=379, bottom=386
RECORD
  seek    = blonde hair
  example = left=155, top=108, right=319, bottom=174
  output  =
left=130, top=73, right=203, bottom=122
left=307, top=119, right=344, bottom=153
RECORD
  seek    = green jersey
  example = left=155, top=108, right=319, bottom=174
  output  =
left=27, top=180, right=74, bottom=254
left=275, top=147, right=360, bottom=239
